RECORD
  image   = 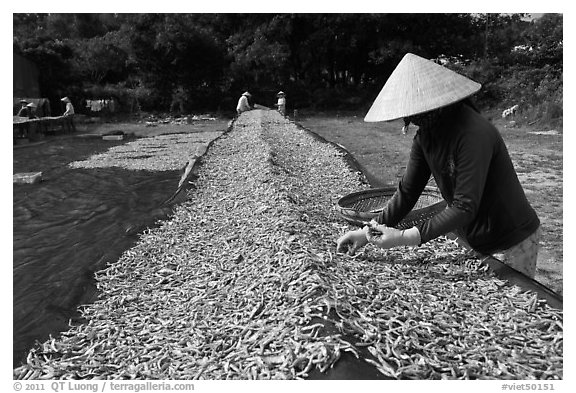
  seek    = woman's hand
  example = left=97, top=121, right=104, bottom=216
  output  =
left=336, top=227, right=369, bottom=255
left=366, top=224, right=421, bottom=249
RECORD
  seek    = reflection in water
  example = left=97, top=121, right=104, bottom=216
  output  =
left=13, top=136, right=181, bottom=366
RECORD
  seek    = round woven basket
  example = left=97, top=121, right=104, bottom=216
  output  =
left=336, top=186, right=446, bottom=229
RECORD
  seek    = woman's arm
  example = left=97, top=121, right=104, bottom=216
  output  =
left=416, top=127, right=492, bottom=243
left=377, top=136, right=431, bottom=226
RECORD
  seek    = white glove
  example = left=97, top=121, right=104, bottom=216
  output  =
left=336, top=227, right=369, bottom=255
left=366, top=221, right=421, bottom=249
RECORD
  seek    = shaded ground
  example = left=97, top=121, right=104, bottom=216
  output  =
left=298, top=112, right=563, bottom=296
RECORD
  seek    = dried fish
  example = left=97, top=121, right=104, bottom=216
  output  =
left=13, top=111, right=562, bottom=380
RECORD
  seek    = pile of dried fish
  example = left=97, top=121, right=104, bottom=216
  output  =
left=69, top=132, right=222, bottom=171
left=142, top=114, right=217, bottom=127
left=14, top=110, right=562, bottom=380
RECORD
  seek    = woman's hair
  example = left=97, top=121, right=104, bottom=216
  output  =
left=404, top=97, right=480, bottom=128
left=461, top=97, right=480, bottom=113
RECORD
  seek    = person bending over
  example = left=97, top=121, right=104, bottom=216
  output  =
left=336, top=53, right=540, bottom=278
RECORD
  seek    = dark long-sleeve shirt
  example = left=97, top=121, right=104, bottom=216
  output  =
left=377, top=104, right=540, bottom=254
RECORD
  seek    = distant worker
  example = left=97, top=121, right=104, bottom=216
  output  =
left=170, top=86, right=186, bottom=114
left=15, top=100, right=32, bottom=138
left=26, top=102, right=38, bottom=119
left=16, top=100, right=30, bottom=117
left=275, top=91, right=286, bottom=116
left=61, top=97, right=76, bottom=133
left=401, top=117, right=410, bottom=135
left=236, top=91, right=252, bottom=115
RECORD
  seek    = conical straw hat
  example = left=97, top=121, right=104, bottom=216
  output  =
left=364, top=53, right=481, bottom=122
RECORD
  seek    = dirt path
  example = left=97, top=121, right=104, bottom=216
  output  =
left=498, top=125, right=563, bottom=296
left=298, top=114, right=563, bottom=296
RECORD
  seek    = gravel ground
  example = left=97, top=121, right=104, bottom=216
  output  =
left=14, top=110, right=562, bottom=380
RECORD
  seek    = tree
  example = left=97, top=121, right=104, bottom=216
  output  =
left=13, top=34, right=75, bottom=102
left=70, top=31, right=131, bottom=86
left=521, top=13, right=563, bottom=69
left=12, top=12, right=562, bottom=117
left=226, top=14, right=291, bottom=88
left=126, top=14, right=228, bottom=110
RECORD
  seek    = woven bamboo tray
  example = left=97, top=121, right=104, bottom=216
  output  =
left=337, top=186, right=446, bottom=229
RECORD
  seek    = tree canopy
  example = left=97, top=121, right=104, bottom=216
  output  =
left=13, top=13, right=563, bottom=120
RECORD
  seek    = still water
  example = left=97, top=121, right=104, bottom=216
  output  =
left=13, top=135, right=182, bottom=366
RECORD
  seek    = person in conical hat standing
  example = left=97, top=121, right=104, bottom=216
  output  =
left=17, top=100, right=30, bottom=117
left=16, top=100, right=31, bottom=138
left=337, top=53, right=541, bottom=279
left=61, top=96, right=76, bottom=133
left=275, top=91, right=286, bottom=116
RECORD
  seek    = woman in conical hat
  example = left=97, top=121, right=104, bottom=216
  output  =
left=275, top=91, right=286, bottom=116
left=337, top=53, right=541, bottom=279
left=237, top=91, right=253, bottom=115
left=60, top=96, right=76, bottom=132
